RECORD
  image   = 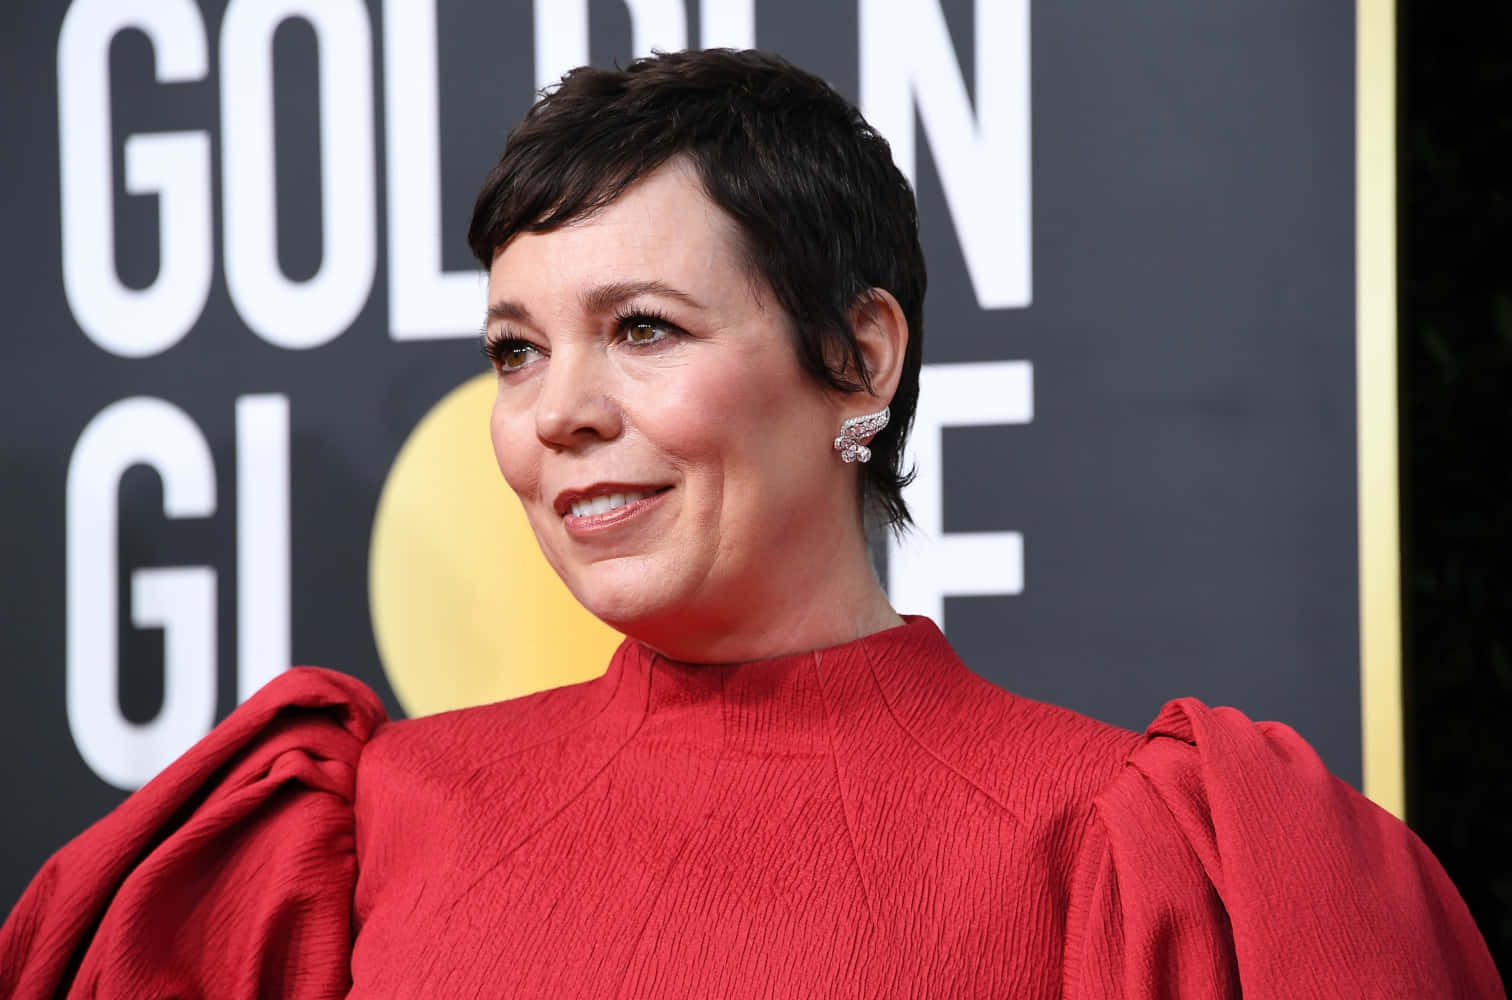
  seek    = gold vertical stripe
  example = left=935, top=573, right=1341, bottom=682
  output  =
left=1357, top=0, right=1404, bottom=817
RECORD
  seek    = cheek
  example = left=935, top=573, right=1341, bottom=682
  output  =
left=489, top=396, right=540, bottom=500
left=636, top=364, right=760, bottom=473
left=641, top=364, right=829, bottom=510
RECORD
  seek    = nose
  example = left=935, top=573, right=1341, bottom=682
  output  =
left=533, top=345, right=623, bottom=449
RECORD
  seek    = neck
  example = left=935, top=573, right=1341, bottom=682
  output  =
left=626, top=524, right=903, bottom=665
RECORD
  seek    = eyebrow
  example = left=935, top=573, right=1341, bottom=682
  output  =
left=486, top=299, right=533, bottom=325
left=580, top=279, right=704, bottom=314
left=484, top=279, right=704, bottom=328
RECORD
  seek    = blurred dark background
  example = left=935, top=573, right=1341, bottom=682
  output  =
left=1400, top=0, right=1512, bottom=977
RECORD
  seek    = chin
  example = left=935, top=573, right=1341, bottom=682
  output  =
left=563, top=561, right=680, bottom=633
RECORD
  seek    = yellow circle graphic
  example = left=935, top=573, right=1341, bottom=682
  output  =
left=369, top=373, right=623, bottom=717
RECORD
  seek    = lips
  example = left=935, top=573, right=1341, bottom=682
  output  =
left=552, top=483, right=671, bottom=518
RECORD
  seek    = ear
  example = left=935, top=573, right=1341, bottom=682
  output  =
left=841, top=287, right=909, bottom=416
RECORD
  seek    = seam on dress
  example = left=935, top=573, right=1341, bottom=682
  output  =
left=811, top=650, right=879, bottom=924
left=614, top=666, right=729, bottom=996
left=857, top=641, right=1022, bottom=824
left=473, top=644, right=637, bottom=770
left=449, top=681, right=652, bottom=904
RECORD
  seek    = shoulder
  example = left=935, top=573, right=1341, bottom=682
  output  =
left=945, top=684, right=1143, bottom=818
left=358, top=665, right=624, bottom=789
left=1068, top=697, right=1503, bottom=997
left=861, top=624, right=1143, bottom=824
left=1090, top=695, right=1416, bottom=909
left=0, top=666, right=388, bottom=997
left=200, top=665, right=386, bottom=795
left=118, top=664, right=387, bottom=801
left=349, top=658, right=639, bottom=912
left=1096, top=696, right=1372, bottom=873
left=247, top=665, right=387, bottom=736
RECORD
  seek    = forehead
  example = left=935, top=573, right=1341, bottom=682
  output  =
left=487, top=161, right=749, bottom=302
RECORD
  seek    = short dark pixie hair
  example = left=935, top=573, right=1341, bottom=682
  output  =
left=469, top=48, right=926, bottom=532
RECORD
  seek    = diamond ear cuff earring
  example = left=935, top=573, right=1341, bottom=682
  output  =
left=833, top=407, right=890, bottom=464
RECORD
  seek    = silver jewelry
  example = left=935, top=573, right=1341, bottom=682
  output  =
left=833, top=407, right=890, bottom=464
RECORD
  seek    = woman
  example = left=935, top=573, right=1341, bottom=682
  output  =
left=2, top=49, right=1501, bottom=998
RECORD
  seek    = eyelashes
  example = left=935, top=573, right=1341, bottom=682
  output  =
left=481, top=334, right=540, bottom=371
left=613, top=306, right=677, bottom=346
left=482, top=306, right=683, bottom=373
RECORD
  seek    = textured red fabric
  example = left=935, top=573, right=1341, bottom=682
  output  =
left=3, top=618, right=1502, bottom=997
left=0, top=668, right=383, bottom=999
left=1066, top=700, right=1505, bottom=997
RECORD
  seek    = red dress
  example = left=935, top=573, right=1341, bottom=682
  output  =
left=2, top=617, right=1502, bottom=997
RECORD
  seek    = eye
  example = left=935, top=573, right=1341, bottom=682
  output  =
left=483, top=335, right=543, bottom=373
left=616, top=311, right=678, bottom=347
left=500, top=344, right=538, bottom=369
left=625, top=321, right=665, bottom=345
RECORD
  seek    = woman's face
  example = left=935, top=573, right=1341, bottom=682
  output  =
left=484, top=161, right=860, bottom=650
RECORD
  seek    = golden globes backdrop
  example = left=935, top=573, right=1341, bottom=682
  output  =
left=0, top=0, right=1397, bottom=910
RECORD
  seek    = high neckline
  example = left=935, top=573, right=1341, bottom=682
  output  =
left=596, top=615, right=955, bottom=752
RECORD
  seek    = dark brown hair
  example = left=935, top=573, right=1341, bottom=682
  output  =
left=469, top=48, right=925, bottom=531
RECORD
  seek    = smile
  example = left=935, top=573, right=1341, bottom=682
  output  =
left=554, top=483, right=673, bottom=536
left=569, top=489, right=659, bottom=518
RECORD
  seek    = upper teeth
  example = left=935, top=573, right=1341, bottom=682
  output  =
left=569, top=491, right=654, bottom=517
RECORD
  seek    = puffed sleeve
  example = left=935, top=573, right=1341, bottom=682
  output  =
left=1064, top=697, right=1504, bottom=999
left=0, top=667, right=387, bottom=1000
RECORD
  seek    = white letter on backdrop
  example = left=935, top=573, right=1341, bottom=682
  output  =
left=383, top=0, right=485, bottom=340
left=533, top=0, right=688, bottom=93
left=888, top=362, right=1033, bottom=626
left=700, top=0, right=755, bottom=49
left=860, top=0, right=1032, bottom=309
left=221, top=0, right=376, bottom=349
left=235, top=394, right=291, bottom=701
left=58, top=0, right=212, bottom=358
left=67, top=398, right=218, bottom=791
